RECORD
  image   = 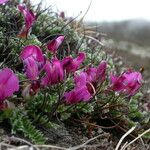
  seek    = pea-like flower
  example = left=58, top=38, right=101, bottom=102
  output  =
left=20, top=45, right=44, bottom=62
left=18, top=4, right=36, bottom=37
left=23, top=57, right=39, bottom=80
left=85, top=61, right=107, bottom=86
left=47, top=36, right=65, bottom=53
left=20, top=45, right=44, bottom=80
left=0, top=68, right=19, bottom=101
left=41, top=58, right=64, bottom=86
left=110, top=70, right=142, bottom=96
left=64, top=86, right=92, bottom=104
left=62, top=52, right=85, bottom=73
left=0, top=0, right=9, bottom=4
left=64, top=72, right=94, bottom=104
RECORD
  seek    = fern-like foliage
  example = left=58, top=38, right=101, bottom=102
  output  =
left=25, top=92, right=60, bottom=128
left=10, top=110, right=46, bottom=144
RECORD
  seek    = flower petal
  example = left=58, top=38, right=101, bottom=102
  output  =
left=0, top=0, right=9, bottom=4
left=18, top=4, right=36, bottom=30
left=86, top=68, right=97, bottom=82
left=47, top=36, right=65, bottom=53
left=64, top=86, right=91, bottom=104
left=0, top=68, right=19, bottom=101
left=41, top=58, right=64, bottom=85
left=74, top=52, right=85, bottom=66
left=110, top=70, right=142, bottom=96
left=50, top=58, right=64, bottom=84
left=62, top=52, right=85, bottom=73
left=74, top=72, right=87, bottom=87
left=96, top=61, right=107, bottom=83
left=24, top=57, right=39, bottom=80
left=20, top=45, right=44, bottom=62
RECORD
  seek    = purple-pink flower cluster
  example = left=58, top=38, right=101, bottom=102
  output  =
left=110, top=70, right=142, bottom=96
left=19, top=37, right=85, bottom=97
left=0, top=68, right=19, bottom=109
left=19, top=37, right=143, bottom=104
left=0, top=2, right=143, bottom=109
left=64, top=61, right=107, bottom=104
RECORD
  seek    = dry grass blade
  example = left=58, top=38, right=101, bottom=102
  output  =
left=121, top=128, right=150, bottom=150
left=115, top=126, right=136, bottom=150
left=77, top=0, right=93, bottom=25
left=85, top=35, right=104, bottom=46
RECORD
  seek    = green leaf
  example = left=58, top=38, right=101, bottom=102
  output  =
left=142, top=132, right=150, bottom=139
left=10, top=110, right=46, bottom=144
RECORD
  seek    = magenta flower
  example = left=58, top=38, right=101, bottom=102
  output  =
left=64, top=72, right=94, bottom=104
left=85, top=68, right=97, bottom=83
left=74, top=72, right=96, bottom=95
left=96, top=61, right=107, bottom=83
left=20, top=45, right=44, bottom=62
left=64, top=61, right=106, bottom=104
left=74, top=72, right=87, bottom=87
left=0, top=68, right=19, bottom=101
left=110, top=70, right=142, bottom=96
left=47, top=36, right=65, bottom=53
left=20, top=45, right=44, bottom=80
left=18, top=4, right=36, bottom=30
left=64, top=86, right=92, bottom=104
left=0, top=0, right=9, bottom=4
left=18, top=4, right=36, bottom=37
left=23, top=57, right=39, bottom=80
left=62, top=52, right=85, bottom=73
left=41, top=58, right=64, bottom=86
left=85, top=61, right=107, bottom=86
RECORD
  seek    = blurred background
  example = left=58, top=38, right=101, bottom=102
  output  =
left=32, top=0, right=150, bottom=75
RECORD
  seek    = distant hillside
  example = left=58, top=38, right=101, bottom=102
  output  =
left=87, top=19, right=150, bottom=46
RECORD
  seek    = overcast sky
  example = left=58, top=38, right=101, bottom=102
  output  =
left=32, top=0, right=150, bottom=22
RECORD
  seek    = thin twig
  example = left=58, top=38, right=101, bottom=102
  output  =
left=67, top=133, right=109, bottom=150
left=73, top=118, right=121, bottom=129
left=8, top=145, right=32, bottom=150
left=0, top=142, right=17, bottom=148
left=35, top=144, right=67, bottom=150
left=7, top=136, right=40, bottom=150
left=111, top=120, right=136, bottom=139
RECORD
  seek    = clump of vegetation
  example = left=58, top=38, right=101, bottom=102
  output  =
left=0, top=0, right=149, bottom=147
